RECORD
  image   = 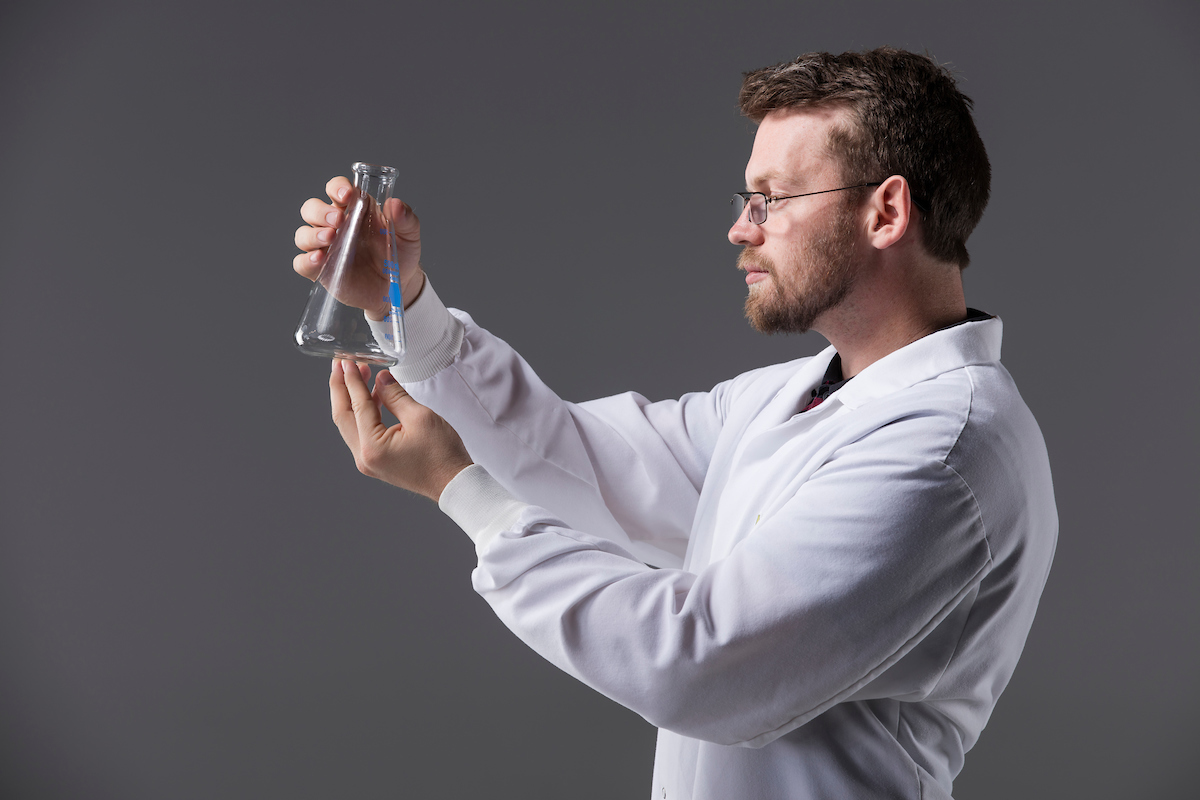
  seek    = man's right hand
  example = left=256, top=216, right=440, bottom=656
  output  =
left=294, top=176, right=426, bottom=320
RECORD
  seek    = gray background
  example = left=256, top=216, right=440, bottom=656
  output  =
left=1, top=1, right=1196, bottom=797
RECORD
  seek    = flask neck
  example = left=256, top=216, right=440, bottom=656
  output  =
left=352, top=163, right=397, bottom=205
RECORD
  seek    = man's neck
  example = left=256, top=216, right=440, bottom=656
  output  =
left=816, top=258, right=967, bottom=378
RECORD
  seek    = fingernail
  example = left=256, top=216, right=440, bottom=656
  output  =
left=317, top=229, right=331, bottom=243
left=379, top=370, right=396, bottom=386
left=309, top=251, right=321, bottom=264
left=326, top=211, right=339, bottom=225
left=338, top=187, right=349, bottom=200
left=331, top=359, right=338, bottom=373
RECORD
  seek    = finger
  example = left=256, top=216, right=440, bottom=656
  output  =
left=300, top=196, right=343, bottom=229
left=326, top=176, right=353, bottom=207
left=373, top=368, right=407, bottom=406
left=372, top=369, right=422, bottom=420
left=341, top=360, right=387, bottom=443
left=293, top=249, right=324, bottom=281
left=294, top=224, right=335, bottom=253
left=329, top=359, right=360, bottom=454
left=358, top=363, right=377, bottom=407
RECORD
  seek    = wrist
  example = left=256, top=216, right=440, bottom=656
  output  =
left=366, top=270, right=422, bottom=321
left=432, top=459, right=474, bottom=503
left=403, top=270, right=426, bottom=311
left=437, top=465, right=530, bottom=552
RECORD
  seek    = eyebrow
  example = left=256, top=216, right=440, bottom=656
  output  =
left=745, top=170, right=794, bottom=191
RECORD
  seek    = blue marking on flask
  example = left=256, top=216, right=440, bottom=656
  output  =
left=384, top=260, right=403, bottom=308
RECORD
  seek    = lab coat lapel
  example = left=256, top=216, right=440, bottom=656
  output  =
left=689, top=350, right=838, bottom=567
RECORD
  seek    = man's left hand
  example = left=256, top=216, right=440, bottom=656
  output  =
left=330, top=359, right=473, bottom=501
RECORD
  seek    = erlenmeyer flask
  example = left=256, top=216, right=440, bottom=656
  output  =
left=294, top=162, right=407, bottom=366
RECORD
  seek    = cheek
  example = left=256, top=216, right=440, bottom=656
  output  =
left=770, top=215, right=799, bottom=239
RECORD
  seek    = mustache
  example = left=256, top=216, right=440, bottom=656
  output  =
left=737, top=248, right=774, bottom=274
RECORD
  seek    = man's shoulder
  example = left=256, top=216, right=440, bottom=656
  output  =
left=834, top=355, right=1038, bottom=471
left=886, top=360, right=1055, bottom=545
left=908, top=358, right=1044, bottom=458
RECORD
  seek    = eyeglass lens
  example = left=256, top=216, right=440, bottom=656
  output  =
left=731, top=194, right=766, bottom=225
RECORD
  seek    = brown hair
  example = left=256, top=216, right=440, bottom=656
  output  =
left=739, top=47, right=990, bottom=268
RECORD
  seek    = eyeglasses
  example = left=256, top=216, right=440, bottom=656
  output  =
left=731, top=183, right=882, bottom=224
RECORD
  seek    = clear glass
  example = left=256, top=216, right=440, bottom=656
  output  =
left=294, top=162, right=407, bottom=366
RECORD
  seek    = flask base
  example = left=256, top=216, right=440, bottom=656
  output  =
left=294, top=339, right=398, bottom=367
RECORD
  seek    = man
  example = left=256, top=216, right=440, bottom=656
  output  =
left=294, top=48, right=1057, bottom=800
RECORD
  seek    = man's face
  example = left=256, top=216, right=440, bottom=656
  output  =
left=729, top=107, right=864, bottom=335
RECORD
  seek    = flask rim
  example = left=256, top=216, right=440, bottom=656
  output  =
left=352, top=162, right=398, bottom=178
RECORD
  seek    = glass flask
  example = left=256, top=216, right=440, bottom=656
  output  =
left=294, top=162, right=407, bottom=366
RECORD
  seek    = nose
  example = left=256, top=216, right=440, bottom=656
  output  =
left=728, top=207, right=765, bottom=247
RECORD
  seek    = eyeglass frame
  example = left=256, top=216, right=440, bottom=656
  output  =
left=731, top=182, right=930, bottom=224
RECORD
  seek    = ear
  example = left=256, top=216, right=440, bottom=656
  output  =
left=864, top=175, right=916, bottom=252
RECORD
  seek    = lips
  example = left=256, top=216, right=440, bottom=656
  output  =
left=739, top=261, right=768, bottom=283
left=738, top=249, right=771, bottom=284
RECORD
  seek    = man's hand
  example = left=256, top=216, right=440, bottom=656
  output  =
left=295, top=176, right=426, bottom=319
left=330, top=360, right=473, bottom=501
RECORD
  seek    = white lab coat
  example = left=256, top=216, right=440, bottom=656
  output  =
left=373, top=281, right=1057, bottom=800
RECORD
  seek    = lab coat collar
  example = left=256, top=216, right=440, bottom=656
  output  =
left=825, top=316, right=1004, bottom=410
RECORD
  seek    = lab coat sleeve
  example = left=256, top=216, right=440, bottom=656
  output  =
left=376, top=279, right=739, bottom=567
left=439, top=417, right=992, bottom=748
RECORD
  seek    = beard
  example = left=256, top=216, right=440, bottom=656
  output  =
left=739, top=200, right=859, bottom=335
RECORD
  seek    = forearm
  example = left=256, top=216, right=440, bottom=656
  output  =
left=377, top=279, right=723, bottom=566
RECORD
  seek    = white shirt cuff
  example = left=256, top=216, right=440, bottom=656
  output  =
left=438, top=464, right=529, bottom=554
left=366, top=276, right=465, bottom=382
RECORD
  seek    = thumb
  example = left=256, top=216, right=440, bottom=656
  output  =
left=373, top=369, right=420, bottom=418
left=384, top=198, right=420, bottom=241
